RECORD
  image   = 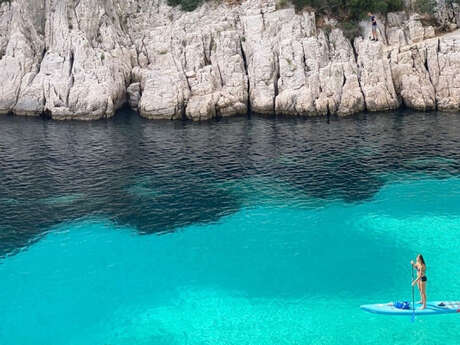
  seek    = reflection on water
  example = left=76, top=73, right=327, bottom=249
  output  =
left=0, top=110, right=460, bottom=256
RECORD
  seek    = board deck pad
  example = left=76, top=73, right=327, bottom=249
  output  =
left=360, top=301, right=460, bottom=315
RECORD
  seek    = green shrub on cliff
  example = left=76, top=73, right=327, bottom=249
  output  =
left=291, top=0, right=403, bottom=19
left=414, top=0, right=437, bottom=14
left=167, top=0, right=202, bottom=12
left=276, top=0, right=289, bottom=10
left=166, top=0, right=406, bottom=17
left=340, top=21, right=361, bottom=40
left=413, top=0, right=460, bottom=14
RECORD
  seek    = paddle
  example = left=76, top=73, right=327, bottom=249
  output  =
left=411, top=264, right=415, bottom=322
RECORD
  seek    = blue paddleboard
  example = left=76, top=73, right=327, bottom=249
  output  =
left=360, top=301, right=460, bottom=316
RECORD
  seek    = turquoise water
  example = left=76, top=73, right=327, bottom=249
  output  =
left=1, top=111, right=460, bottom=344
left=1, top=176, right=459, bottom=345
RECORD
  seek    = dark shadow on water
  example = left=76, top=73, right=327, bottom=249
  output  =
left=0, top=110, right=459, bottom=257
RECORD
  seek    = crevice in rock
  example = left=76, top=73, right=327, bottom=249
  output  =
left=66, top=48, right=75, bottom=107
left=170, top=37, right=191, bottom=93
left=42, top=85, right=46, bottom=108
left=423, top=49, right=430, bottom=74
left=40, top=108, right=52, bottom=120
left=425, top=45, right=439, bottom=110
left=215, top=103, right=221, bottom=120
left=68, top=49, right=74, bottom=76
left=273, top=52, right=280, bottom=114
left=402, top=27, right=409, bottom=46
left=356, top=67, right=367, bottom=112
left=180, top=101, right=187, bottom=121
left=202, top=34, right=210, bottom=66
left=169, top=37, right=191, bottom=121
left=40, top=45, right=47, bottom=63
left=67, top=77, right=74, bottom=107
left=435, top=39, right=441, bottom=82
left=384, top=13, right=389, bottom=42
left=350, top=40, right=358, bottom=63
left=301, top=45, right=307, bottom=73
left=389, top=56, right=401, bottom=98
left=205, top=35, right=213, bottom=66
left=13, top=80, right=21, bottom=112
left=140, top=35, right=150, bottom=65
left=216, top=60, right=224, bottom=88
left=261, top=10, right=266, bottom=31
left=240, top=39, right=250, bottom=113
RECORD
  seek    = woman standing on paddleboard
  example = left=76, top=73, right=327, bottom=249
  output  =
left=411, top=254, right=427, bottom=310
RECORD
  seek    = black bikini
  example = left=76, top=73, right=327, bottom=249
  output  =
left=417, top=267, right=427, bottom=282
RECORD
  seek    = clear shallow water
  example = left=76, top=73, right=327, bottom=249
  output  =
left=0, top=110, right=460, bottom=344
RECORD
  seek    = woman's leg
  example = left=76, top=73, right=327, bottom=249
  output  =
left=416, top=281, right=422, bottom=303
left=420, top=282, right=427, bottom=309
left=417, top=281, right=422, bottom=303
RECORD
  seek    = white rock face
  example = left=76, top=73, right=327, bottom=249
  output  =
left=386, top=12, right=408, bottom=46
left=355, top=39, right=400, bottom=111
left=0, top=1, right=44, bottom=115
left=430, top=34, right=460, bottom=111
left=273, top=12, right=364, bottom=116
left=390, top=43, right=435, bottom=111
left=0, top=0, right=460, bottom=120
left=1, top=0, right=132, bottom=119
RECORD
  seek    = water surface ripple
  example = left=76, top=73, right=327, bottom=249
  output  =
left=0, top=110, right=459, bottom=257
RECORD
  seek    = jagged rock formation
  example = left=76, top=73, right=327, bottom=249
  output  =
left=0, top=0, right=459, bottom=120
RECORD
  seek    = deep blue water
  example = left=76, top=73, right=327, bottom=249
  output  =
left=0, top=110, right=459, bottom=344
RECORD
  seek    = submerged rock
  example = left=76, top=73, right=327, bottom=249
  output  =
left=0, top=0, right=459, bottom=120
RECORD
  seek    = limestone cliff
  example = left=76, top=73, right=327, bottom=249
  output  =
left=0, top=0, right=459, bottom=120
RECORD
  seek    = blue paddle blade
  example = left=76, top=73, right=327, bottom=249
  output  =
left=411, top=313, right=415, bottom=322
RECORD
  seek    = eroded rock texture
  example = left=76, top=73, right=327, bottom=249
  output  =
left=0, top=0, right=459, bottom=120
left=0, top=0, right=132, bottom=120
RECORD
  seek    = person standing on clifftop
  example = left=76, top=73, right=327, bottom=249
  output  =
left=368, top=12, right=378, bottom=41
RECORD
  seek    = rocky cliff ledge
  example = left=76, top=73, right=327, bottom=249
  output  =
left=0, top=0, right=459, bottom=120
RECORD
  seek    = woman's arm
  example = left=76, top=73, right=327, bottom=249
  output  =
left=411, top=260, right=419, bottom=285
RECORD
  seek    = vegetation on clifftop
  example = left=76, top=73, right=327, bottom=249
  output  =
left=167, top=0, right=202, bottom=12
left=167, top=0, right=405, bottom=16
left=291, top=0, right=404, bottom=19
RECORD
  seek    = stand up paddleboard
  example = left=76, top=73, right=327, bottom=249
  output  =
left=360, top=301, right=460, bottom=316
